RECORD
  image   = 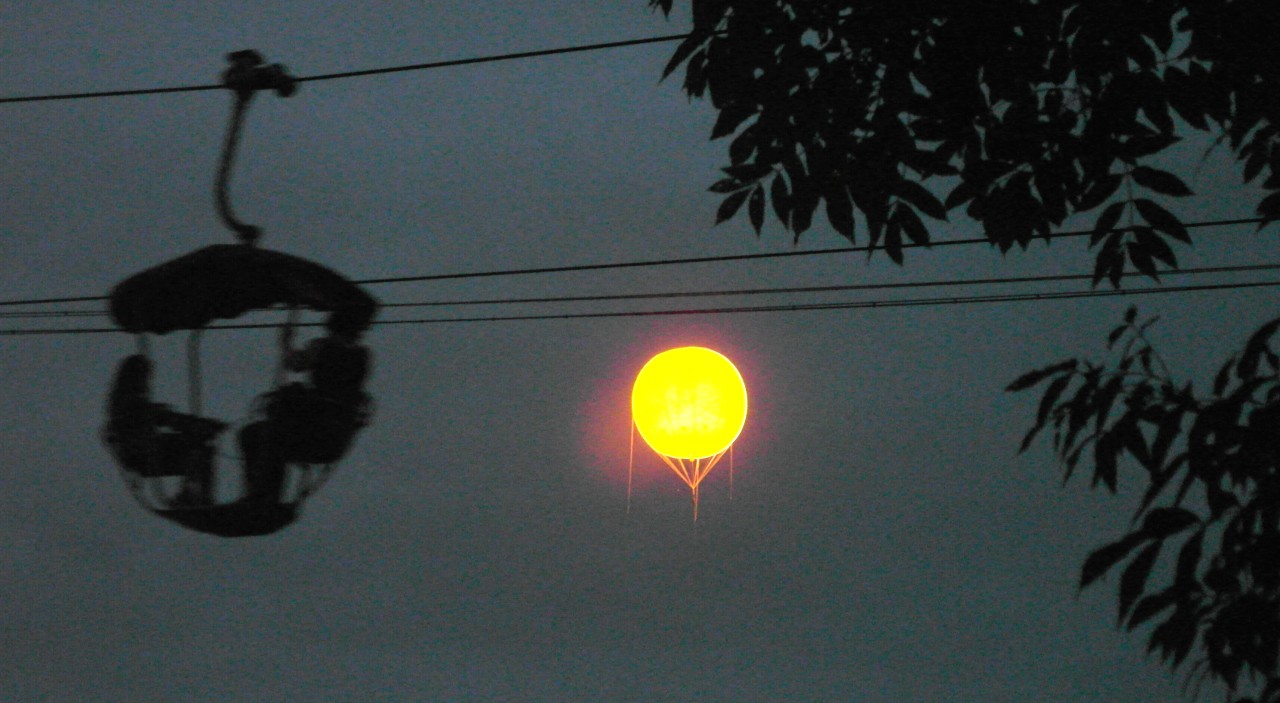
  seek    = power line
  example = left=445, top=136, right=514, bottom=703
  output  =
left=356, top=217, right=1268, bottom=285
left=3, top=278, right=1276, bottom=336
left=0, top=82, right=220, bottom=104
left=0, top=309, right=103, bottom=320
left=1, top=34, right=1267, bottom=330
left=0, top=34, right=692, bottom=105
left=0, top=26, right=1200, bottom=107
left=369, top=279, right=1280, bottom=325
left=0, top=294, right=110, bottom=308
left=376, top=262, right=1280, bottom=308
left=5, top=261, right=1274, bottom=320
left=297, top=33, right=692, bottom=83
left=0, top=217, right=1267, bottom=309
left=374, top=279, right=1280, bottom=325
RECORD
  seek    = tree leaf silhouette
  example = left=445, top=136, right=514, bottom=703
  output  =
left=1128, top=588, right=1178, bottom=630
left=1133, top=198, right=1190, bottom=244
left=748, top=186, right=765, bottom=234
left=1081, top=534, right=1145, bottom=590
left=1119, top=541, right=1162, bottom=622
left=1140, top=508, right=1199, bottom=539
left=1131, top=166, right=1193, bottom=197
left=1007, top=359, right=1077, bottom=393
left=716, top=188, right=750, bottom=225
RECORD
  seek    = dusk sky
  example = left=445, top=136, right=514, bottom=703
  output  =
left=2, top=4, right=1277, bottom=702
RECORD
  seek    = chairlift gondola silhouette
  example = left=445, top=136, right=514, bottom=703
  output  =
left=102, top=51, right=378, bottom=537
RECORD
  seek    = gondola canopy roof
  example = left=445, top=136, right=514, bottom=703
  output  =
left=109, top=244, right=377, bottom=335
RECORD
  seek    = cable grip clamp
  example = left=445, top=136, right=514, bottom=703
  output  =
left=215, top=50, right=297, bottom=246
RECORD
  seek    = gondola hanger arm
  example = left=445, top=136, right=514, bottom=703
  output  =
left=216, top=50, right=297, bottom=246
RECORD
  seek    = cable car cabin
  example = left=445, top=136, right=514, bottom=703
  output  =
left=103, top=244, right=377, bottom=538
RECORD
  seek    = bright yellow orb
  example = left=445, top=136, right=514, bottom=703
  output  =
left=631, top=346, right=748, bottom=460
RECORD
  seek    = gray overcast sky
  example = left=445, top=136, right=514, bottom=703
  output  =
left=1, top=3, right=1276, bottom=702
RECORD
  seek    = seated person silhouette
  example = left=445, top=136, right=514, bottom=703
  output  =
left=104, top=352, right=317, bottom=537
left=105, top=354, right=226, bottom=503
left=238, top=314, right=371, bottom=502
left=158, top=407, right=225, bottom=506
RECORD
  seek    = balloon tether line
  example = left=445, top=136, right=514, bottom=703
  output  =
left=651, top=452, right=730, bottom=522
left=729, top=446, right=734, bottom=501
left=693, top=457, right=701, bottom=522
left=627, top=420, right=635, bottom=514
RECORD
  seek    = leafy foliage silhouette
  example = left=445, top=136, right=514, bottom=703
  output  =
left=651, top=1, right=1280, bottom=698
left=1013, top=309, right=1280, bottom=702
left=652, top=0, right=1280, bottom=285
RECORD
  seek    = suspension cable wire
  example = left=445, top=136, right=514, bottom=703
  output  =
left=3, top=30, right=1268, bottom=309
left=0, top=294, right=111, bottom=308
left=376, top=261, right=1280, bottom=308
left=0, top=216, right=1268, bottom=310
left=353, top=279, right=1280, bottom=325
left=354, top=217, right=1269, bottom=285
left=2, top=278, right=1276, bottom=337
left=0, top=27, right=1202, bottom=106
left=2, top=260, right=1277, bottom=322
left=0, top=82, right=221, bottom=104
left=296, top=33, right=694, bottom=83
left=0, top=20, right=1211, bottom=107
left=0, top=34, right=694, bottom=105
left=0, top=309, right=105, bottom=319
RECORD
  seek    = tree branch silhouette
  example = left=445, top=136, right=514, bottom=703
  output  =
left=652, top=2, right=1280, bottom=699
left=653, top=0, right=1280, bottom=285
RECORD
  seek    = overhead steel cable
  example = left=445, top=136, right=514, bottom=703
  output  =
left=0, top=82, right=220, bottom=104
left=0, top=216, right=1268, bottom=309
left=3, top=278, right=1277, bottom=336
left=374, top=279, right=1280, bottom=325
left=3, top=260, right=1277, bottom=321
left=0, top=34, right=693, bottom=105
left=296, top=33, right=693, bottom=83
left=0, top=294, right=111, bottom=308
left=355, top=217, right=1269, bottom=285
left=0, top=27, right=1198, bottom=106
left=376, top=261, right=1280, bottom=308
left=0, top=309, right=104, bottom=319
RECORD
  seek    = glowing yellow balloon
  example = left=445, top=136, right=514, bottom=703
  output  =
left=631, top=346, right=748, bottom=460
